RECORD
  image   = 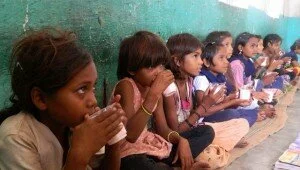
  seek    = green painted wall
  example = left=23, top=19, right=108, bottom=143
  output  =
left=0, top=0, right=299, bottom=108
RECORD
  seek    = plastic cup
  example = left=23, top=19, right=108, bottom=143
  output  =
left=239, top=89, right=251, bottom=100
left=89, top=107, right=127, bottom=146
left=163, top=82, right=177, bottom=97
left=260, top=57, right=267, bottom=67
left=262, top=88, right=274, bottom=103
left=107, top=124, right=127, bottom=145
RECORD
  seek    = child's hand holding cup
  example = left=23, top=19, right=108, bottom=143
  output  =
left=90, top=106, right=127, bottom=146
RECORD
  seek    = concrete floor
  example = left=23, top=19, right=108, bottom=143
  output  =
left=226, top=90, right=300, bottom=170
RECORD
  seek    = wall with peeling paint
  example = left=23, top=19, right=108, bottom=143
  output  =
left=0, top=0, right=299, bottom=108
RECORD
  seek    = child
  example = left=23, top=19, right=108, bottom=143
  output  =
left=115, top=31, right=214, bottom=170
left=0, top=28, right=124, bottom=170
left=164, top=33, right=249, bottom=155
left=263, top=34, right=292, bottom=77
left=285, top=39, right=300, bottom=67
left=284, top=39, right=300, bottom=76
left=230, top=32, right=278, bottom=121
left=204, top=31, right=236, bottom=93
left=194, top=42, right=257, bottom=126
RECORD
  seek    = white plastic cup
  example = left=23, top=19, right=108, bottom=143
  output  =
left=163, top=82, right=177, bottom=97
left=239, top=89, right=251, bottom=100
left=107, top=124, right=127, bottom=145
left=260, top=57, right=267, bottom=67
left=262, top=88, right=274, bottom=103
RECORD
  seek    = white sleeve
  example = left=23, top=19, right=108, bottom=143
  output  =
left=193, top=76, right=210, bottom=92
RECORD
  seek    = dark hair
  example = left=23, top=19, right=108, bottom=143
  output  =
left=204, top=31, right=232, bottom=45
left=290, top=39, right=300, bottom=51
left=117, top=31, right=169, bottom=80
left=254, top=34, right=262, bottom=39
left=166, top=33, right=203, bottom=79
left=201, top=42, right=224, bottom=67
left=233, top=32, right=256, bottom=55
left=0, top=28, right=92, bottom=123
left=263, top=34, right=282, bottom=48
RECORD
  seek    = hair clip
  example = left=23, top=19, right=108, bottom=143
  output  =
left=16, top=62, right=24, bottom=71
left=205, top=41, right=216, bottom=47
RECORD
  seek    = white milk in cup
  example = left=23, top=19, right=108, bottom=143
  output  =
left=239, top=88, right=251, bottom=100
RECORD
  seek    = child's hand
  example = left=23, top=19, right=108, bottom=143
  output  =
left=172, top=138, right=194, bottom=170
left=150, top=70, right=174, bottom=96
left=224, top=91, right=238, bottom=101
left=268, top=60, right=284, bottom=71
left=282, top=56, right=291, bottom=63
left=203, top=85, right=226, bottom=107
left=252, top=91, right=269, bottom=102
left=69, top=105, right=125, bottom=165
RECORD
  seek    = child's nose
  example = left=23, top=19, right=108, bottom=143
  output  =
left=198, top=58, right=204, bottom=65
left=87, top=93, right=98, bottom=108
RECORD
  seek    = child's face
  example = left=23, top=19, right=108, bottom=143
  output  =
left=295, top=47, right=300, bottom=54
left=221, top=37, right=233, bottom=58
left=133, top=64, right=165, bottom=87
left=241, top=37, right=258, bottom=58
left=180, top=48, right=203, bottom=77
left=268, top=41, right=281, bottom=55
left=45, top=62, right=98, bottom=127
left=256, top=39, right=264, bottom=54
left=209, top=47, right=229, bottom=74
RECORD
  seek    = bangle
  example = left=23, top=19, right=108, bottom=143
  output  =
left=200, top=103, right=208, bottom=112
left=184, top=119, right=194, bottom=128
left=167, top=131, right=180, bottom=142
left=141, top=104, right=152, bottom=116
left=192, top=110, right=201, bottom=119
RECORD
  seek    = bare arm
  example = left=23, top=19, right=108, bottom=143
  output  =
left=114, top=80, right=159, bottom=143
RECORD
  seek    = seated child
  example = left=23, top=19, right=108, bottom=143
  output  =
left=0, top=28, right=124, bottom=170
left=115, top=31, right=214, bottom=170
left=164, top=33, right=249, bottom=154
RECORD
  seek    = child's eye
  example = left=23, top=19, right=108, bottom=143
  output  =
left=77, top=86, right=87, bottom=94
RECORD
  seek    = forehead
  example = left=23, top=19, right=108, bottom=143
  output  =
left=247, top=37, right=258, bottom=45
left=67, top=62, right=97, bottom=86
left=222, top=37, right=232, bottom=43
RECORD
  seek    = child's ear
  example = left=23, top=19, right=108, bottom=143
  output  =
left=203, top=58, right=210, bottom=67
left=173, top=56, right=181, bottom=67
left=238, top=45, right=243, bottom=52
left=31, top=87, right=47, bottom=111
left=267, top=42, right=272, bottom=48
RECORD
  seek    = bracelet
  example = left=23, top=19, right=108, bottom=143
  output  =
left=141, top=104, right=152, bottom=116
left=184, top=119, right=194, bottom=128
left=200, top=103, right=208, bottom=112
left=167, top=131, right=180, bottom=142
left=192, top=110, right=201, bottom=119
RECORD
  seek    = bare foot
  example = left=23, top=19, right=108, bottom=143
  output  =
left=234, top=137, right=249, bottom=148
left=261, top=104, right=276, bottom=118
left=257, top=110, right=266, bottom=122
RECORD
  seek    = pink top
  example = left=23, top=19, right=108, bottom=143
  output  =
left=230, top=60, right=251, bottom=88
left=114, top=78, right=172, bottom=159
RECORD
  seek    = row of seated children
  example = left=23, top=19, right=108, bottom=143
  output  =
left=0, top=28, right=298, bottom=170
